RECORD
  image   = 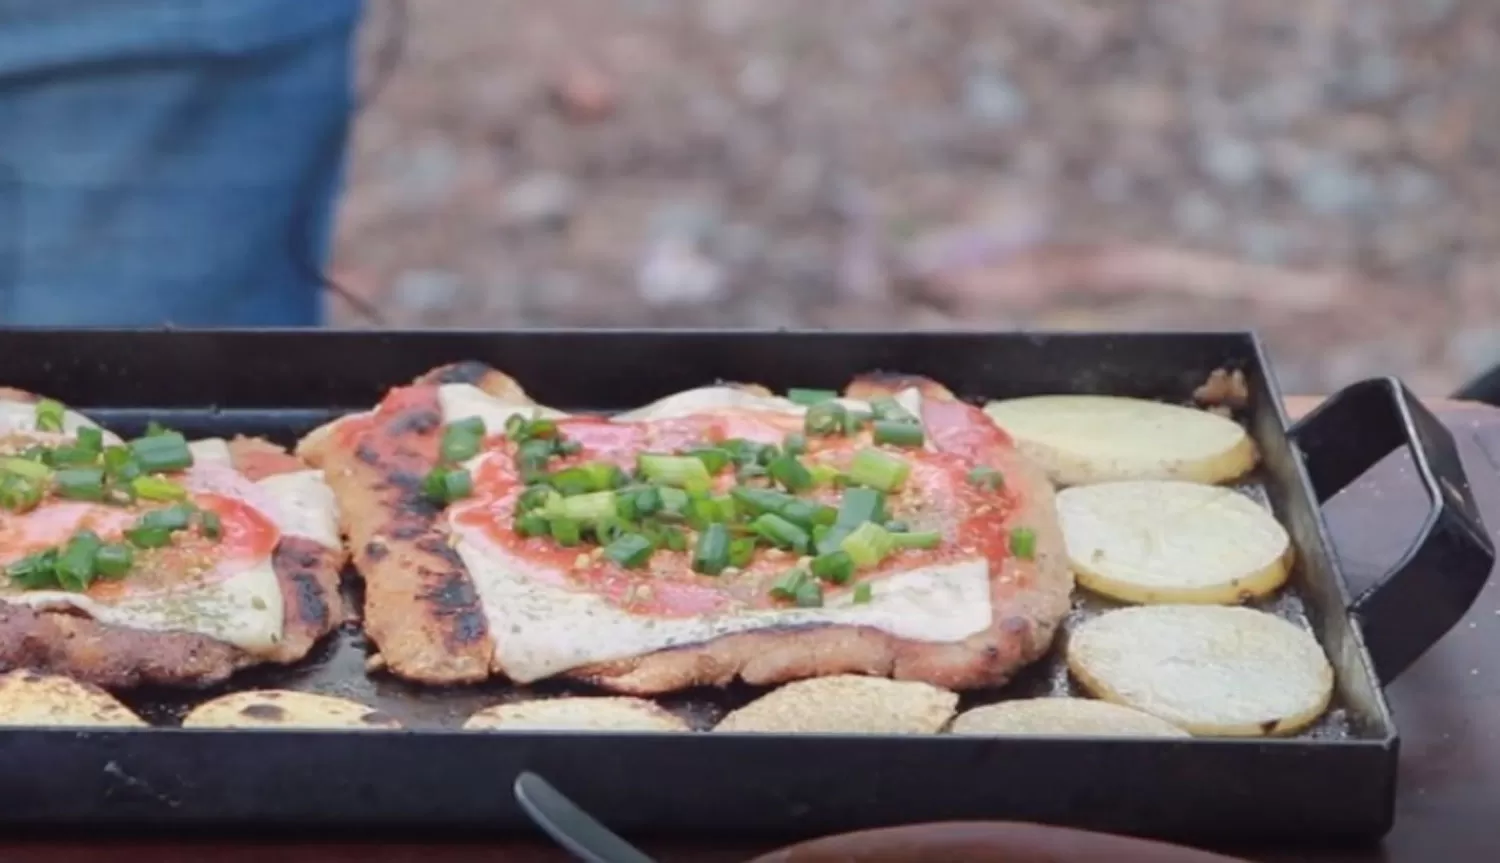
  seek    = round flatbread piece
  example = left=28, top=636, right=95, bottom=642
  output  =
left=463, top=696, right=690, bottom=732
left=0, top=669, right=145, bottom=727
left=1066, top=605, right=1334, bottom=737
left=950, top=697, right=1188, bottom=737
left=181, top=690, right=401, bottom=730
left=713, top=675, right=959, bottom=735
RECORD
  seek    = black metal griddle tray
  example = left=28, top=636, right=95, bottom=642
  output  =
left=0, top=329, right=1491, bottom=847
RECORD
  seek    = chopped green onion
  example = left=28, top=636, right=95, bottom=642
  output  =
left=423, top=467, right=473, bottom=504
left=2, top=455, right=54, bottom=482
left=632, top=486, right=662, bottom=516
left=56, top=530, right=103, bottom=591
left=769, top=568, right=810, bottom=601
left=811, top=550, right=855, bottom=585
left=809, top=463, right=842, bottom=487
left=504, top=414, right=528, bottom=440
left=637, top=454, right=712, bottom=492
left=735, top=463, right=769, bottom=484
left=545, top=489, right=619, bottom=523
left=728, top=536, right=756, bottom=567
left=840, top=409, right=872, bottom=435
left=688, top=447, right=732, bottom=475
left=692, top=523, right=731, bottom=575
left=54, top=468, right=106, bottom=501
left=440, top=417, right=486, bottom=463
left=835, top=487, right=887, bottom=529
left=131, top=475, right=187, bottom=502
left=6, top=550, right=58, bottom=589
left=891, top=530, right=941, bottom=550
left=556, top=439, right=583, bottom=457
left=515, top=439, right=556, bottom=480
left=751, top=513, right=811, bottom=553
left=515, top=511, right=550, bottom=537
left=47, top=446, right=98, bottom=467
left=102, top=446, right=139, bottom=480
left=138, top=504, right=194, bottom=532
left=550, top=517, right=583, bottom=547
left=884, top=519, right=908, bottom=533
left=732, top=487, right=830, bottom=528
left=657, top=487, right=690, bottom=517
left=782, top=433, right=807, bottom=457
left=198, top=510, right=223, bottom=540
left=593, top=518, right=629, bottom=544
left=787, top=388, right=838, bottom=406
left=144, top=421, right=171, bottom=437
left=0, top=476, right=43, bottom=513
left=528, top=418, right=559, bottom=440
left=548, top=461, right=625, bottom=496
left=767, top=454, right=814, bottom=493
left=841, top=522, right=895, bottom=569
left=853, top=582, right=873, bottom=604
left=966, top=465, right=1004, bottom=491
left=1010, top=526, right=1037, bottom=560
left=94, top=544, right=134, bottom=579
left=128, top=432, right=193, bottom=473
left=34, top=399, right=65, bottom=433
left=75, top=426, right=104, bottom=453
left=602, top=533, right=654, bottom=569
left=872, top=420, right=924, bottom=449
left=660, top=526, right=689, bottom=552
left=804, top=402, right=848, bottom=437
left=124, top=525, right=173, bottom=549
left=518, top=485, right=558, bottom=513
left=793, top=577, right=823, bottom=608
left=870, top=396, right=916, bottom=423
left=847, top=448, right=912, bottom=492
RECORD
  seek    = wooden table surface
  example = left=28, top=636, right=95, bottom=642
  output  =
left=4, top=397, right=1498, bottom=863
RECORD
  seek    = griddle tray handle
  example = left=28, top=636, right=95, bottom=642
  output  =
left=1290, top=377, right=1495, bottom=685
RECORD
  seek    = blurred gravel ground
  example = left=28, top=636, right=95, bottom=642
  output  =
left=330, top=0, right=1500, bottom=395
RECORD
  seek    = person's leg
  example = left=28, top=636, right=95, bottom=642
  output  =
left=0, top=0, right=361, bottom=326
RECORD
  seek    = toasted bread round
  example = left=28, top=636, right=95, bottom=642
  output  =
left=981, top=395, right=1256, bottom=486
left=1057, top=480, right=1292, bottom=604
left=1067, top=605, right=1333, bottom=737
left=463, top=697, right=690, bottom=732
left=0, top=670, right=146, bottom=727
left=713, top=675, right=959, bottom=735
left=181, top=690, right=401, bottom=730
left=949, top=697, right=1189, bottom=737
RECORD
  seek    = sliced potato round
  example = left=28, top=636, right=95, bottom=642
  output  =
left=0, top=670, right=145, bottom=728
left=950, top=697, right=1189, bottom=738
left=1057, top=480, right=1292, bottom=604
left=463, top=697, right=690, bottom=732
left=181, top=690, right=401, bottom=730
left=713, top=675, right=958, bottom=735
left=981, top=395, right=1256, bottom=486
left=1067, top=605, right=1333, bottom=737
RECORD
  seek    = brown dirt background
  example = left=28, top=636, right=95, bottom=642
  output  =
left=330, top=0, right=1500, bottom=396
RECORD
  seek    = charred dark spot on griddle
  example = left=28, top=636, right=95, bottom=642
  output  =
left=385, top=407, right=441, bottom=437
left=287, top=572, right=331, bottom=630
left=425, top=361, right=493, bottom=386
left=1261, top=719, right=1280, bottom=735
left=355, top=443, right=381, bottom=465
left=364, top=541, right=389, bottom=561
left=418, top=570, right=488, bottom=645
left=416, top=536, right=463, bottom=566
left=19, top=670, right=42, bottom=683
left=241, top=703, right=288, bottom=721
left=360, top=710, right=396, bottom=726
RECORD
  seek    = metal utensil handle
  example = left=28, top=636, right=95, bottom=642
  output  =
left=1290, top=377, right=1495, bottom=685
left=514, top=771, right=658, bottom=863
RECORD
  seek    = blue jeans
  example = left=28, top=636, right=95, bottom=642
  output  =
left=0, top=0, right=361, bottom=325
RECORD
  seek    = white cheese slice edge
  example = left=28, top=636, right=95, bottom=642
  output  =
left=450, top=519, right=992, bottom=683
left=7, top=558, right=285, bottom=654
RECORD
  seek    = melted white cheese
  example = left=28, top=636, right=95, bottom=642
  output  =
left=450, top=520, right=993, bottom=683
left=256, top=470, right=341, bottom=550
left=438, top=383, right=569, bottom=428
left=0, top=399, right=121, bottom=444
left=188, top=438, right=234, bottom=465
left=5, top=559, right=285, bottom=654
